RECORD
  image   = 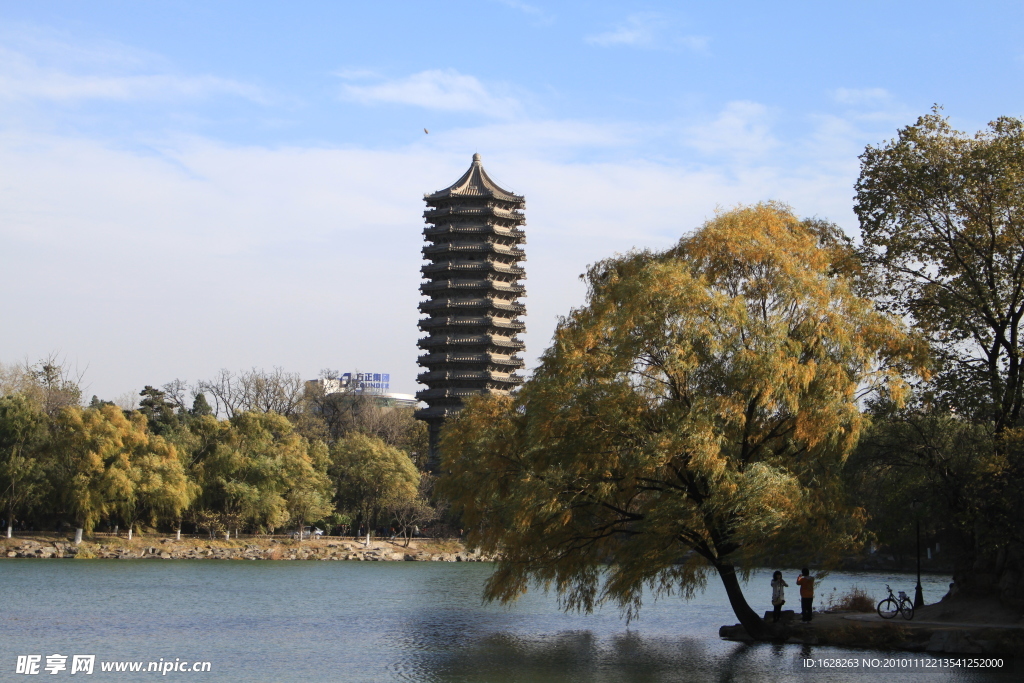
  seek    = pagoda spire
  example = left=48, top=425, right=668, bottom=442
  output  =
left=415, top=155, right=527, bottom=470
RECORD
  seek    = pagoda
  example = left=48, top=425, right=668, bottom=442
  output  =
left=415, top=154, right=526, bottom=468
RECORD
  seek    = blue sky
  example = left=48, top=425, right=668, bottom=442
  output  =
left=1, top=1, right=1022, bottom=403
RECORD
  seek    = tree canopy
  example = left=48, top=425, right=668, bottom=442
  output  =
left=0, top=356, right=443, bottom=540
left=856, top=109, right=1024, bottom=430
left=855, top=109, right=1024, bottom=599
left=439, top=203, right=925, bottom=638
left=0, top=395, right=48, bottom=536
left=330, top=432, right=419, bottom=532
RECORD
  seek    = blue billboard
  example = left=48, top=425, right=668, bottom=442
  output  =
left=340, top=372, right=391, bottom=392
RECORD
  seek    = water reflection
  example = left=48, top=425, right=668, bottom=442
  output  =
left=390, top=628, right=729, bottom=683
left=392, top=629, right=1015, bottom=683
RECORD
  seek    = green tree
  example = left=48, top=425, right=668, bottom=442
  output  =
left=847, top=402, right=990, bottom=564
left=49, top=405, right=145, bottom=534
left=191, top=393, right=214, bottom=418
left=196, top=412, right=328, bottom=536
left=388, top=474, right=443, bottom=546
left=856, top=109, right=1024, bottom=430
left=198, top=413, right=287, bottom=535
left=47, top=404, right=195, bottom=538
left=138, top=385, right=179, bottom=436
left=0, top=395, right=49, bottom=537
left=105, top=431, right=196, bottom=539
left=162, top=412, right=221, bottom=538
left=330, top=432, right=418, bottom=535
left=855, top=109, right=1024, bottom=598
left=282, top=440, right=334, bottom=540
left=439, top=204, right=924, bottom=639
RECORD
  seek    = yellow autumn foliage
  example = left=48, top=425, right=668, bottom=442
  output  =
left=439, top=203, right=927, bottom=632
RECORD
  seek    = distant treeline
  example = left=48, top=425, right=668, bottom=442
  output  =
left=0, top=359, right=436, bottom=542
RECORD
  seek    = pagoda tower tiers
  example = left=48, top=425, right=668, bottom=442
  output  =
left=415, top=154, right=526, bottom=468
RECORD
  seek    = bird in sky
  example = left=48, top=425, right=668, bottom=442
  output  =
left=424, top=128, right=429, bottom=134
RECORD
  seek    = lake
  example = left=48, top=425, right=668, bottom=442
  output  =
left=0, top=560, right=1012, bottom=682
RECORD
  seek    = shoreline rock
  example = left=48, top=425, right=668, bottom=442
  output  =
left=0, top=536, right=490, bottom=563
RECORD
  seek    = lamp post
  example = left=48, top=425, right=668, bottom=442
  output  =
left=912, top=499, right=924, bottom=608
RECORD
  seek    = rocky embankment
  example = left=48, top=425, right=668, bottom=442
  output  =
left=0, top=536, right=487, bottom=562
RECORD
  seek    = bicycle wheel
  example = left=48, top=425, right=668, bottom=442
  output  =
left=877, top=597, right=899, bottom=619
left=900, top=599, right=914, bottom=620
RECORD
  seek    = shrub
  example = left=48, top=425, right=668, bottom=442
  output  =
left=827, top=585, right=875, bottom=612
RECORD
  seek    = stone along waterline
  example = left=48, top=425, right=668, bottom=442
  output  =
left=1, top=536, right=483, bottom=561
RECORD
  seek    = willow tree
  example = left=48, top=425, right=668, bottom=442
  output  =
left=197, top=412, right=317, bottom=536
left=330, top=433, right=418, bottom=536
left=105, top=433, right=196, bottom=540
left=282, top=440, right=334, bottom=541
left=50, top=404, right=132, bottom=536
left=439, top=203, right=925, bottom=639
left=47, top=404, right=194, bottom=539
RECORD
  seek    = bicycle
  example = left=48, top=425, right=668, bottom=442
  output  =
left=876, top=584, right=914, bottom=620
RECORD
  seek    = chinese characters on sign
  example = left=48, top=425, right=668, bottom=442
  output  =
left=341, top=372, right=391, bottom=392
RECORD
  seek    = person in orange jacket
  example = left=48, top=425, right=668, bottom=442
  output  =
left=796, top=567, right=814, bottom=622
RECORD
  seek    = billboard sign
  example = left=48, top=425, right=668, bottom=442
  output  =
left=340, top=372, right=391, bottom=392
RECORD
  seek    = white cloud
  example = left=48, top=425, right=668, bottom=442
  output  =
left=676, top=35, right=711, bottom=52
left=0, top=23, right=156, bottom=70
left=586, top=13, right=708, bottom=52
left=587, top=14, right=661, bottom=47
left=0, top=105, right=876, bottom=402
left=685, top=101, right=780, bottom=158
left=424, top=119, right=635, bottom=160
left=494, top=0, right=541, bottom=13
left=492, top=0, right=553, bottom=23
left=332, top=68, right=382, bottom=81
left=339, top=69, right=523, bottom=119
left=0, top=45, right=266, bottom=103
left=832, top=87, right=891, bottom=106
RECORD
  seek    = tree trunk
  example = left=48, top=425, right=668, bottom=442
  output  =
left=6, top=511, right=12, bottom=538
left=127, top=527, right=133, bottom=540
left=716, top=563, right=770, bottom=640
left=74, top=528, right=83, bottom=545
